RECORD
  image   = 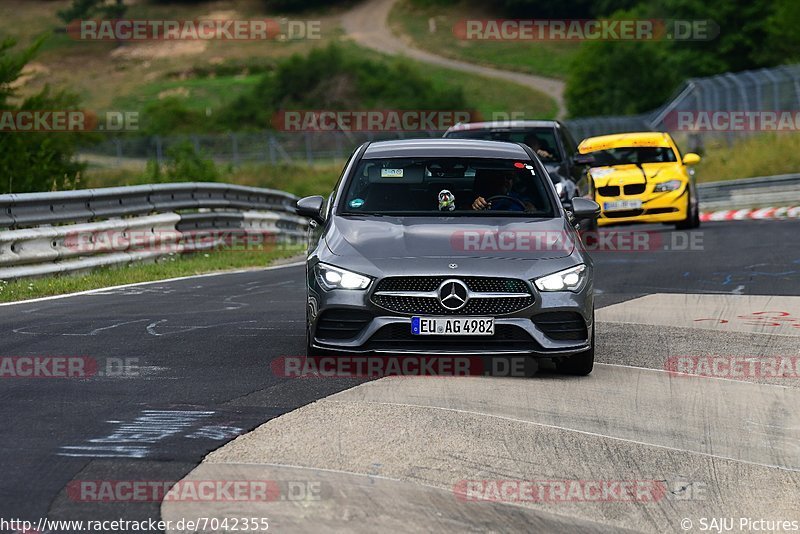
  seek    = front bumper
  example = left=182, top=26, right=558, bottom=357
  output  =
left=596, top=186, right=689, bottom=226
left=307, top=271, right=594, bottom=356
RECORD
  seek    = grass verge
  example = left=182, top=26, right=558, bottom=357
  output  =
left=389, top=0, right=578, bottom=79
left=0, top=245, right=304, bottom=303
left=693, top=133, right=800, bottom=183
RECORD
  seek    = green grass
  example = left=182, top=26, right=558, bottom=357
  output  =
left=112, top=74, right=264, bottom=114
left=336, top=40, right=557, bottom=119
left=389, top=0, right=579, bottom=79
left=420, top=60, right=557, bottom=119
left=0, top=245, right=304, bottom=303
left=692, top=133, right=800, bottom=183
left=6, top=0, right=558, bottom=129
left=103, top=39, right=557, bottom=129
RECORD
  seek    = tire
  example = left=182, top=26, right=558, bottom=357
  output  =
left=305, top=337, right=332, bottom=357
left=676, top=193, right=700, bottom=230
left=577, top=199, right=598, bottom=247
left=555, top=324, right=595, bottom=376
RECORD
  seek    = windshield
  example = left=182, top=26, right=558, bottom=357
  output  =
left=445, top=128, right=562, bottom=163
left=339, top=157, right=555, bottom=217
left=587, top=146, right=678, bottom=166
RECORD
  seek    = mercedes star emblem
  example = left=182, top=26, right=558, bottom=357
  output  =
left=438, top=279, right=469, bottom=310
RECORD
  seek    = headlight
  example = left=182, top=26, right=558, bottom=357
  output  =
left=534, top=264, right=587, bottom=292
left=315, top=263, right=372, bottom=290
left=653, top=180, right=682, bottom=192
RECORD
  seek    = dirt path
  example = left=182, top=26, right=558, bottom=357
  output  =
left=340, top=0, right=566, bottom=118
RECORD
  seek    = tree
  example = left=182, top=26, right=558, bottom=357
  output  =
left=565, top=12, right=680, bottom=117
left=0, top=36, right=88, bottom=193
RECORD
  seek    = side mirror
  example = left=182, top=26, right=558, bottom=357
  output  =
left=296, top=195, right=325, bottom=223
left=682, top=153, right=701, bottom=165
left=571, top=197, right=601, bottom=219
left=573, top=153, right=596, bottom=166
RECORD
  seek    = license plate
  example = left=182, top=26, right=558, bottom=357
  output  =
left=411, top=317, right=494, bottom=336
left=604, top=200, right=642, bottom=211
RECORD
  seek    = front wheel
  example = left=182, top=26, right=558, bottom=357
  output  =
left=555, top=325, right=595, bottom=376
left=676, top=193, right=701, bottom=230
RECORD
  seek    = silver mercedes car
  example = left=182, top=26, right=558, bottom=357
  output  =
left=295, top=139, right=600, bottom=375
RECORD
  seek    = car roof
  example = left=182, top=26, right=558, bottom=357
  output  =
left=362, top=138, right=531, bottom=159
left=578, top=132, right=673, bottom=153
left=444, top=120, right=561, bottom=133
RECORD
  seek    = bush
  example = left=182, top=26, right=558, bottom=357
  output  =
left=140, top=97, right=208, bottom=136
left=218, top=44, right=467, bottom=131
left=142, top=141, right=222, bottom=183
left=565, top=15, right=679, bottom=116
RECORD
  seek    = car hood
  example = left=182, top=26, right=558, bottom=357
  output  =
left=325, top=215, right=576, bottom=261
left=588, top=162, right=684, bottom=186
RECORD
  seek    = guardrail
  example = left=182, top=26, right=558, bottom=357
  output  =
left=697, top=173, right=800, bottom=211
left=0, top=183, right=307, bottom=280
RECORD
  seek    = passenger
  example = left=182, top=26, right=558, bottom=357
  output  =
left=523, top=134, right=555, bottom=161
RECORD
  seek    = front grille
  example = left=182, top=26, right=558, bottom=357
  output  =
left=646, top=207, right=679, bottom=214
left=375, top=277, right=529, bottom=293
left=597, top=186, right=620, bottom=197
left=372, top=277, right=534, bottom=316
left=603, top=209, right=644, bottom=219
left=316, top=309, right=373, bottom=340
left=372, top=295, right=534, bottom=315
left=366, top=323, right=541, bottom=352
left=623, top=183, right=646, bottom=195
left=533, top=312, right=588, bottom=341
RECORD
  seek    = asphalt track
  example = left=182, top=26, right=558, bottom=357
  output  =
left=1, top=220, right=799, bottom=532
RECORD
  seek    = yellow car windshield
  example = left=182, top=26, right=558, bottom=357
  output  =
left=590, top=147, right=677, bottom=166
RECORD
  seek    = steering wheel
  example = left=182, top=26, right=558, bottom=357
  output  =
left=486, top=195, right=527, bottom=211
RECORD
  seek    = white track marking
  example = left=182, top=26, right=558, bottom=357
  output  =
left=0, top=261, right=304, bottom=307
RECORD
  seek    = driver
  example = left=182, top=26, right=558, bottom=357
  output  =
left=523, top=134, right=554, bottom=161
left=471, top=171, right=535, bottom=212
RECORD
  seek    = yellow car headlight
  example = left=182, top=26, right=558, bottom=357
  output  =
left=653, top=180, right=682, bottom=192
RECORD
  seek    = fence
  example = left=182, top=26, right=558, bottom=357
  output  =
left=0, top=183, right=307, bottom=279
left=82, top=130, right=442, bottom=168
left=697, top=173, right=800, bottom=211
left=565, top=64, right=800, bottom=143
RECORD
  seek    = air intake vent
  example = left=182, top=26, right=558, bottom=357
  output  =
left=533, top=312, right=588, bottom=341
left=597, top=186, right=620, bottom=197
left=316, top=309, right=373, bottom=340
left=623, top=184, right=646, bottom=195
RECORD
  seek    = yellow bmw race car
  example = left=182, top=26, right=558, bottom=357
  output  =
left=577, top=132, right=701, bottom=229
